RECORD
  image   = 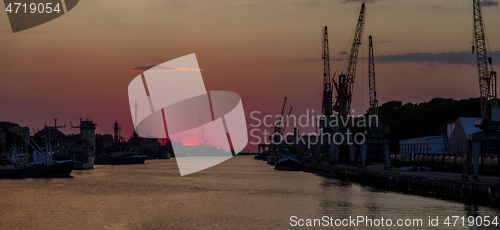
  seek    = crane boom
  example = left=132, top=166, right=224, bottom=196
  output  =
left=368, top=35, right=378, bottom=117
left=282, top=107, right=293, bottom=136
left=322, top=26, right=334, bottom=117
left=336, top=3, right=366, bottom=115
left=473, top=0, right=497, bottom=120
left=274, top=97, right=287, bottom=135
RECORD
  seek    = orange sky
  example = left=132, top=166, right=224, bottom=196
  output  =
left=1, top=0, right=499, bottom=150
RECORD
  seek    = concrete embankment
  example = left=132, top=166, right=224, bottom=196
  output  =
left=303, top=162, right=500, bottom=205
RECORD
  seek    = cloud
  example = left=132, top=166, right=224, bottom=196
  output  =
left=296, top=50, right=500, bottom=66
left=125, top=65, right=157, bottom=72
left=481, top=0, right=499, bottom=7
left=125, top=64, right=203, bottom=72
left=375, top=51, right=500, bottom=65
left=338, top=51, right=348, bottom=55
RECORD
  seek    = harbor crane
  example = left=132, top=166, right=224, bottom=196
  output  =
left=368, top=35, right=378, bottom=117
left=322, top=26, right=334, bottom=118
left=316, top=3, right=366, bottom=164
left=272, top=97, right=288, bottom=144
left=316, top=26, right=333, bottom=163
left=472, top=0, right=497, bottom=123
left=468, top=0, right=499, bottom=181
left=359, top=35, right=391, bottom=169
left=334, top=3, right=366, bottom=116
left=282, top=107, right=293, bottom=137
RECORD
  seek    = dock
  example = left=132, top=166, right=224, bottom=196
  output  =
left=303, top=162, right=500, bottom=205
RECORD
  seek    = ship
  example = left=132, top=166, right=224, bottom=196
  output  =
left=274, top=155, right=303, bottom=171
left=70, top=143, right=95, bottom=169
left=69, top=119, right=97, bottom=169
left=1, top=148, right=75, bottom=178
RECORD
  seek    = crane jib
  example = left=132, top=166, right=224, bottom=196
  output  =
left=336, top=3, right=366, bottom=116
left=473, top=0, right=497, bottom=121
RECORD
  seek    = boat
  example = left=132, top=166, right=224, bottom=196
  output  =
left=254, top=152, right=269, bottom=160
left=1, top=148, right=75, bottom=178
left=95, top=151, right=147, bottom=165
left=274, top=155, right=303, bottom=171
left=267, top=156, right=276, bottom=165
left=73, top=157, right=94, bottom=169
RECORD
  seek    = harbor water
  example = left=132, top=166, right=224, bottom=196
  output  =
left=1, top=155, right=499, bottom=229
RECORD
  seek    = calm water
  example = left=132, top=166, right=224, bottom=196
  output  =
left=1, top=155, right=499, bottom=229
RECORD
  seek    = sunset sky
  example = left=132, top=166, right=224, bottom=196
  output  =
left=1, top=0, right=499, bottom=150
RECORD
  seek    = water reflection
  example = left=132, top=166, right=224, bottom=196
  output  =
left=0, top=156, right=499, bottom=229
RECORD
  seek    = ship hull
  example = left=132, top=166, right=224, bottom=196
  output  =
left=274, top=158, right=303, bottom=171
left=0, top=161, right=76, bottom=179
left=94, top=155, right=147, bottom=165
left=73, top=156, right=95, bottom=169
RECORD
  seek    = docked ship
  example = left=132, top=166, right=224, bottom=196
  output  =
left=274, top=154, right=303, bottom=171
left=70, top=143, right=95, bottom=169
left=1, top=147, right=75, bottom=179
left=69, top=119, right=97, bottom=169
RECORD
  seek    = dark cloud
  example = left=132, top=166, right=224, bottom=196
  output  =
left=125, top=65, right=176, bottom=72
left=125, top=65, right=157, bottom=72
left=125, top=65, right=202, bottom=73
left=481, top=0, right=499, bottom=7
left=338, top=51, right=348, bottom=55
left=298, top=50, right=500, bottom=66
left=376, top=51, right=500, bottom=65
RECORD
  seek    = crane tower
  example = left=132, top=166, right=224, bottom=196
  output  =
left=468, top=0, right=499, bottom=181
left=316, top=3, right=366, bottom=164
left=334, top=3, right=366, bottom=116
left=368, top=35, right=378, bottom=117
left=473, top=0, right=497, bottom=123
left=322, top=26, right=334, bottom=117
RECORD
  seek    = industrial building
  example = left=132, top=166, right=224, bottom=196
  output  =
left=0, top=125, right=30, bottom=151
left=399, top=135, right=448, bottom=156
left=399, top=117, right=482, bottom=156
left=448, top=117, right=481, bottom=155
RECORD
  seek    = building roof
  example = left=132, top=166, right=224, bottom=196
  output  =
left=7, top=126, right=29, bottom=133
left=35, top=127, right=67, bottom=138
left=457, top=117, right=482, bottom=137
left=400, top=135, right=445, bottom=142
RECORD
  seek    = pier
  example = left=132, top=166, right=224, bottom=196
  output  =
left=303, top=162, right=500, bottom=205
